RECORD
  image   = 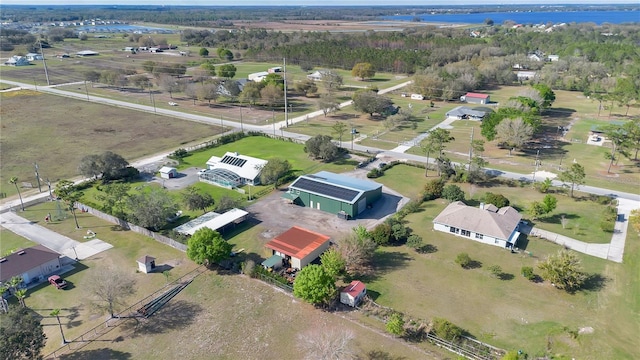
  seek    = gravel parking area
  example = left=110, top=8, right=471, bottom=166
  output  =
left=246, top=168, right=409, bottom=241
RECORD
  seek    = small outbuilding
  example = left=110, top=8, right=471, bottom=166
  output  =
left=264, top=226, right=331, bottom=270
left=137, top=255, right=156, bottom=274
left=460, top=92, right=490, bottom=105
left=159, top=166, right=178, bottom=179
left=340, top=280, right=366, bottom=307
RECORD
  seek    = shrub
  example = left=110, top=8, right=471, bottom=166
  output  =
left=432, top=318, right=463, bottom=341
left=367, top=168, right=383, bottom=178
left=170, top=148, right=188, bottom=159
left=600, top=205, right=617, bottom=232
left=406, top=234, right=423, bottom=250
left=442, top=184, right=465, bottom=202
left=488, top=265, right=503, bottom=278
left=455, top=253, right=471, bottom=268
left=423, top=178, right=445, bottom=200
left=386, top=312, right=405, bottom=336
left=241, top=259, right=256, bottom=276
left=521, top=266, right=535, bottom=281
left=484, top=192, right=510, bottom=208
left=370, top=223, right=392, bottom=246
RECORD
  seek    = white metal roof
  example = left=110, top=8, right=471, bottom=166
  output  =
left=206, top=152, right=267, bottom=182
left=175, top=208, right=248, bottom=236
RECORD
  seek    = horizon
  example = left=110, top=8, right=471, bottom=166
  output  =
left=2, top=1, right=639, bottom=6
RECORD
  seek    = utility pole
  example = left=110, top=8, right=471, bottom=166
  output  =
left=283, top=57, right=288, bottom=127
left=272, top=109, right=276, bottom=136
left=220, top=114, right=224, bottom=129
left=240, top=104, right=244, bottom=133
left=40, top=40, right=50, bottom=86
left=34, top=163, right=42, bottom=193
left=84, top=81, right=90, bottom=101
left=532, top=149, right=540, bottom=183
left=468, top=127, right=474, bottom=166
left=33, top=77, right=38, bottom=91
left=46, top=178, right=53, bottom=200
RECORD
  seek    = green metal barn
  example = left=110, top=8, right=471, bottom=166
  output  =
left=283, top=171, right=382, bottom=219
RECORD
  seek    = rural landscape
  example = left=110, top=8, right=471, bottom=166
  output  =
left=1, top=4, right=639, bottom=360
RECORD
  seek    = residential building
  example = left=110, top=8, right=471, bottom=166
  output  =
left=4, top=56, right=30, bottom=66
left=0, top=245, right=63, bottom=285
left=460, top=92, right=490, bottom=105
left=340, top=280, right=366, bottom=307
left=446, top=106, right=489, bottom=120
left=432, top=201, right=522, bottom=249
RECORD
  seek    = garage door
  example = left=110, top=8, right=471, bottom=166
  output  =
left=357, top=198, right=366, bottom=214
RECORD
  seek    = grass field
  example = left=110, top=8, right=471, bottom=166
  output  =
left=358, top=165, right=639, bottom=359
left=0, top=91, right=223, bottom=198
left=0, top=228, right=35, bottom=255
left=13, top=203, right=431, bottom=360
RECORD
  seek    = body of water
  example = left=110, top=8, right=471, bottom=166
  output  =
left=74, top=24, right=174, bottom=33
left=383, top=10, right=639, bottom=25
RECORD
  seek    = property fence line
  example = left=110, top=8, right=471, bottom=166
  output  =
left=45, top=265, right=207, bottom=359
left=256, top=273, right=293, bottom=293
left=359, top=299, right=503, bottom=360
left=77, top=202, right=187, bottom=252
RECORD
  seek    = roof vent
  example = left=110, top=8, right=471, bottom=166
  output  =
left=0, top=258, right=7, bottom=263
left=17, top=250, right=25, bottom=255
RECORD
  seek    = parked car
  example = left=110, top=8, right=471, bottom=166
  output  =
left=48, top=275, right=67, bottom=289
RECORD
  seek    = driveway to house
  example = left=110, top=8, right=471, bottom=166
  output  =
left=0, top=211, right=112, bottom=260
left=526, top=197, right=635, bottom=263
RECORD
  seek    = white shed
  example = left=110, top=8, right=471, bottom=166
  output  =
left=137, top=255, right=156, bottom=274
left=159, top=166, right=177, bottom=179
left=340, top=280, right=366, bottom=307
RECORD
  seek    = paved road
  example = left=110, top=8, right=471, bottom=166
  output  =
left=0, top=211, right=113, bottom=260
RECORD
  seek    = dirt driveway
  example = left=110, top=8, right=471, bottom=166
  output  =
left=245, top=167, right=409, bottom=241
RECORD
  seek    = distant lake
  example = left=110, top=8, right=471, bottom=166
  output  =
left=383, top=10, right=640, bottom=25
left=74, top=24, right=174, bottom=33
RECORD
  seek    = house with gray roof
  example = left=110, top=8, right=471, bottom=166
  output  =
left=433, top=201, right=522, bottom=248
left=446, top=106, right=489, bottom=120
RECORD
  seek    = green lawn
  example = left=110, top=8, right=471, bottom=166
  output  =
left=0, top=228, right=35, bottom=255
left=353, top=164, right=639, bottom=359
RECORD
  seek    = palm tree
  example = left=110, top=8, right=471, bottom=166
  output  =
left=8, top=176, right=25, bottom=211
left=50, top=309, right=67, bottom=344
left=15, top=289, right=27, bottom=308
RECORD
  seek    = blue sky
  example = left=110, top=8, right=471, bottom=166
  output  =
left=2, top=1, right=638, bottom=5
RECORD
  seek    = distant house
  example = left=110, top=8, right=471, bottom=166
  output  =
left=460, top=92, right=490, bottom=105
left=76, top=50, right=99, bottom=57
left=248, top=71, right=269, bottom=82
left=517, top=71, right=538, bottom=82
left=25, top=53, right=43, bottom=61
left=410, top=93, right=424, bottom=100
left=433, top=201, right=522, bottom=249
left=262, top=226, right=331, bottom=270
left=149, top=47, right=162, bottom=53
left=0, top=245, right=63, bottom=285
left=201, top=152, right=268, bottom=187
left=306, top=70, right=330, bottom=81
left=4, top=56, right=30, bottom=66
left=268, top=66, right=282, bottom=73
left=547, top=54, right=559, bottom=62
left=137, top=255, right=156, bottom=274
left=159, top=166, right=177, bottom=179
left=528, top=54, right=544, bottom=62
left=123, top=47, right=137, bottom=52
left=446, top=106, right=489, bottom=120
left=284, top=171, right=382, bottom=219
left=340, top=280, right=366, bottom=307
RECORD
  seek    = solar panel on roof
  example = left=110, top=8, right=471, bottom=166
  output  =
left=292, top=177, right=359, bottom=202
left=220, top=155, right=247, bottom=168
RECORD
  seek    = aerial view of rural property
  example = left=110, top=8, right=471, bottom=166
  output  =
left=0, top=1, right=639, bottom=359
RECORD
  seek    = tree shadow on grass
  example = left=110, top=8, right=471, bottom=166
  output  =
left=357, top=251, right=413, bottom=282
left=120, top=300, right=203, bottom=337
left=498, top=273, right=515, bottom=281
left=581, top=273, right=608, bottom=292
left=358, top=350, right=407, bottom=360
left=417, top=244, right=437, bottom=254
left=59, top=348, right=132, bottom=360
left=463, top=260, right=482, bottom=270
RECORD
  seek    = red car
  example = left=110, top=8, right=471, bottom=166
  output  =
left=48, top=275, right=67, bottom=289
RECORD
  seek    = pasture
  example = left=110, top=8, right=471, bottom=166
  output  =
left=0, top=91, right=222, bottom=198
left=360, top=164, right=639, bottom=359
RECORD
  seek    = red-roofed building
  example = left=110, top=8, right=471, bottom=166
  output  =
left=340, top=280, right=366, bottom=307
left=264, top=226, right=331, bottom=269
left=460, top=92, right=490, bottom=105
